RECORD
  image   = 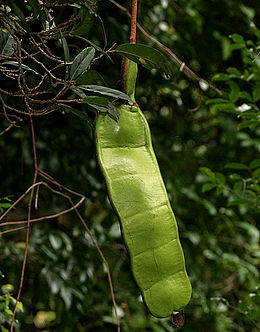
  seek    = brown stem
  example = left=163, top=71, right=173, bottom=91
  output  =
left=73, top=207, right=121, bottom=332
left=130, top=0, right=138, bottom=44
left=172, top=310, right=185, bottom=328
left=123, top=0, right=138, bottom=92
left=10, top=115, right=38, bottom=331
left=1, top=197, right=85, bottom=227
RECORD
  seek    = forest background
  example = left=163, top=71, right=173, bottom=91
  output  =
left=0, top=0, right=259, bottom=331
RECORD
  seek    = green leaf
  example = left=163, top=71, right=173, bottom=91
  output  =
left=233, top=181, right=243, bottom=191
left=2, top=61, right=42, bottom=77
left=252, top=86, right=260, bottom=102
left=76, top=70, right=104, bottom=85
left=215, top=172, right=226, bottom=184
left=228, top=199, right=252, bottom=206
left=87, top=103, right=119, bottom=119
left=87, top=104, right=110, bottom=113
left=202, top=183, right=216, bottom=193
left=49, top=234, right=62, bottom=250
left=229, top=44, right=244, bottom=52
left=79, top=96, right=119, bottom=118
left=231, top=33, right=245, bottom=45
left=77, top=85, right=133, bottom=103
left=79, top=96, right=111, bottom=107
left=1, top=35, right=17, bottom=57
left=254, top=27, right=260, bottom=39
left=115, top=43, right=173, bottom=75
left=70, top=47, right=95, bottom=80
left=226, top=67, right=241, bottom=77
left=5, top=308, right=12, bottom=315
left=205, top=98, right=229, bottom=105
left=246, top=189, right=257, bottom=198
left=253, top=168, right=260, bottom=177
left=199, top=167, right=215, bottom=182
left=0, top=31, right=10, bottom=54
left=210, top=103, right=237, bottom=114
left=202, top=199, right=217, bottom=215
left=70, top=86, right=87, bottom=98
left=239, top=222, right=260, bottom=245
left=1, top=284, right=14, bottom=294
left=107, top=104, right=120, bottom=120
left=61, top=36, right=70, bottom=63
left=225, top=163, right=249, bottom=170
left=60, top=287, right=72, bottom=309
left=227, top=81, right=240, bottom=102
left=72, top=7, right=93, bottom=35
left=1, top=326, right=9, bottom=332
left=229, top=173, right=242, bottom=180
left=250, top=159, right=260, bottom=169
left=0, top=203, right=11, bottom=208
left=216, top=186, right=224, bottom=195
left=237, top=120, right=259, bottom=130
left=17, top=301, right=24, bottom=312
left=239, top=91, right=252, bottom=101
left=212, top=73, right=231, bottom=81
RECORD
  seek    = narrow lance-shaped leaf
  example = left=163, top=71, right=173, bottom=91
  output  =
left=70, top=47, right=95, bottom=80
left=79, top=95, right=113, bottom=107
left=2, top=61, right=42, bottom=77
left=61, top=36, right=70, bottom=63
left=79, top=96, right=119, bottom=118
left=70, top=86, right=87, bottom=99
left=77, top=85, right=133, bottom=103
left=227, top=81, right=240, bottom=103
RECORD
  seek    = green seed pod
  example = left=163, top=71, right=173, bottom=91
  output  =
left=95, top=103, right=192, bottom=317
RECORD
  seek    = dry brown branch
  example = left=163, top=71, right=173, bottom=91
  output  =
left=0, top=123, right=15, bottom=136
left=1, top=197, right=85, bottom=227
left=0, top=6, right=79, bottom=119
left=0, top=182, right=45, bottom=222
left=10, top=116, right=38, bottom=331
left=0, top=226, right=26, bottom=235
left=0, top=4, right=120, bottom=330
left=38, top=169, right=87, bottom=199
left=73, top=206, right=121, bottom=332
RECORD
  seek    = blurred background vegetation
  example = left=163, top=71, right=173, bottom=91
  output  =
left=0, top=0, right=259, bottom=331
